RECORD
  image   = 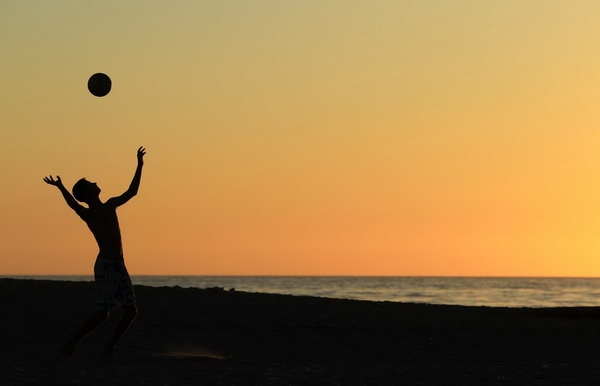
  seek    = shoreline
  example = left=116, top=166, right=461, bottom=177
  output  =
left=4, top=275, right=600, bottom=308
left=3, top=278, right=600, bottom=384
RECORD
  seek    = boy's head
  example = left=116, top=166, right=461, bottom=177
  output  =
left=72, top=178, right=101, bottom=203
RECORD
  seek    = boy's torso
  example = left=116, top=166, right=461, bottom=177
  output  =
left=79, top=203, right=124, bottom=260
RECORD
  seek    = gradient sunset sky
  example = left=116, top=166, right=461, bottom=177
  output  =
left=3, top=1, right=600, bottom=276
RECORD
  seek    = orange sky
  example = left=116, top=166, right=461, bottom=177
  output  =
left=3, top=1, right=600, bottom=275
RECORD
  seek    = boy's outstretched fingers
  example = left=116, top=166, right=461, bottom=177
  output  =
left=137, top=146, right=146, bottom=161
left=43, top=175, right=61, bottom=186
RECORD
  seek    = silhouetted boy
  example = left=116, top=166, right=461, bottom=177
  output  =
left=44, top=146, right=146, bottom=357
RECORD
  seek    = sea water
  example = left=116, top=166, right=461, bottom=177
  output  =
left=5, top=275, right=600, bottom=308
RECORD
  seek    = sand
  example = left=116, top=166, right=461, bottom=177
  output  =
left=2, top=278, right=600, bottom=385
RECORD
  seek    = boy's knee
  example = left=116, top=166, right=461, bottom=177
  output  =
left=96, top=310, right=110, bottom=320
left=124, top=305, right=138, bottom=318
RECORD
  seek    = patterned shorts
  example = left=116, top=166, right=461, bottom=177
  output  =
left=94, top=258, right=136, bottom=311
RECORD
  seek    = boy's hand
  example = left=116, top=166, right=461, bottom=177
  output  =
left=43, top=175, right=63, bottom=187
left=137, top=146, right=146, bottom=165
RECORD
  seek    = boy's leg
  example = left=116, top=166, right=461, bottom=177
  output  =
left=103, top=304, right=138, bottom=357
left=61, top=310, right=109, bottom=357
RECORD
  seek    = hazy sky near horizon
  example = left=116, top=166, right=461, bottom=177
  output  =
left=4, top=1, right=600, bottom=275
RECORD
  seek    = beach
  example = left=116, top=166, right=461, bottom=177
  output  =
left=3, top=278, right=600, bottom=385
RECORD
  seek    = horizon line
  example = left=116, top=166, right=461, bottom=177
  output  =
left=3, top=274, right=600, bottom=279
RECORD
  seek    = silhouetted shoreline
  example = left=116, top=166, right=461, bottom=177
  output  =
left=8, top=275, right=600, bottom=306
left=2, top=278, right=600, bottom=385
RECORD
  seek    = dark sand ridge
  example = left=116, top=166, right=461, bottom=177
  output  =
left=2, top=278, right=600, bottom=385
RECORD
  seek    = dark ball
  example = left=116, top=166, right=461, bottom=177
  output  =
left=88, top=73, right=112, bottom=97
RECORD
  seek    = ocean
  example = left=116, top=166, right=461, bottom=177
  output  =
left=5, top=275, right=600, bottom=308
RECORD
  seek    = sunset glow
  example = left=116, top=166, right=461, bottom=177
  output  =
left=3, top=1, right=600, bottom=275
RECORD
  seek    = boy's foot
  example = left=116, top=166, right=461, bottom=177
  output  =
left=59, top=343, right=75, bottom=357
left=102, top=346, right=115, bottom=358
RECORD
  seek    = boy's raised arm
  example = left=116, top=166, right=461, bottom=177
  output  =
left=107, top=146, right=146, bottom=207
left=43, top=175, right=85, bottom=214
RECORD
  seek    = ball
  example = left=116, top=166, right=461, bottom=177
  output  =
left=88, top=73, right=112, bottom=97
